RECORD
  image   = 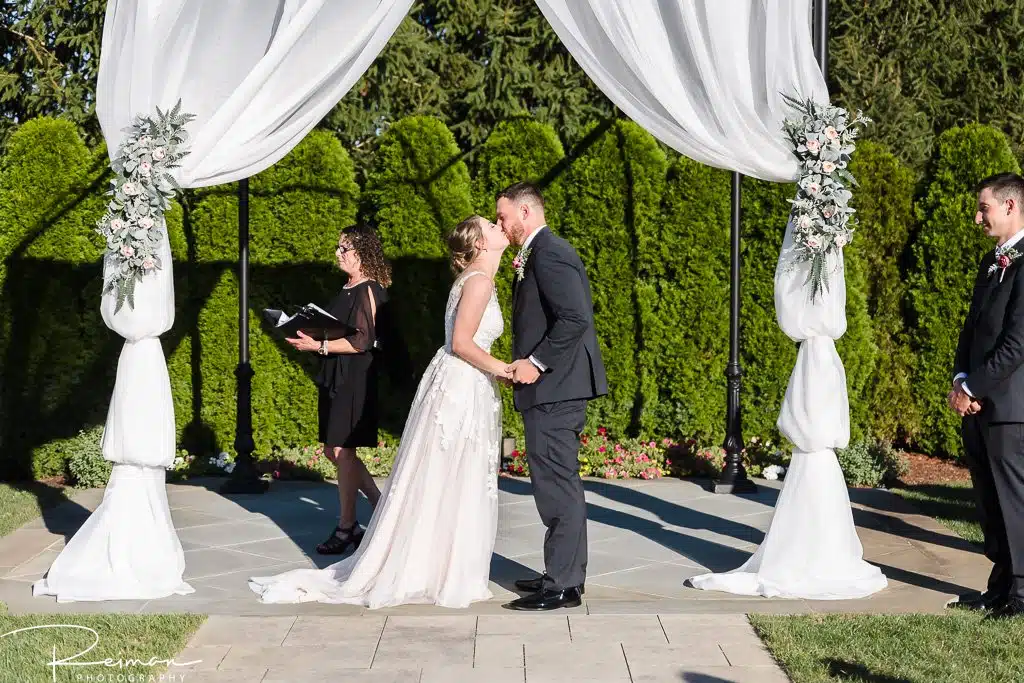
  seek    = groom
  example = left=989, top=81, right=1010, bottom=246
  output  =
left=948, top=172, right=1024, bottom=619
left=496, top=182, right=608, bottom=611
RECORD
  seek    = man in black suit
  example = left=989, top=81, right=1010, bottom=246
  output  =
left=948, top=172, right=1024, bottom=619
left=496, top=182, right=608, bottom=611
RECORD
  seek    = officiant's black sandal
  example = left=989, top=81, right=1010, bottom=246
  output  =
left=315, top=523, right=364, bottom=555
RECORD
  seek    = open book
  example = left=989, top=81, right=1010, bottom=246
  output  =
left=262, top=304, right=358, bottom=341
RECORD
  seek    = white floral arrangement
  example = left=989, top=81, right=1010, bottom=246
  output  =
left=95, top=100, right=195, bottom=312
left=762, top=464, right=787, bottom=481
left=209, top=451, right=236, bottom=474
left=782, top=95, right=871, bottom=301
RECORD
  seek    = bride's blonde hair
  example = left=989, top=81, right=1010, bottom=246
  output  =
left=447, top=215, right=486, bottom=275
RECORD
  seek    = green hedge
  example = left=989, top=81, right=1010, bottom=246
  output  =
left=908, top=124, right=1021, bottom=457
left=185, top=129, right=361, bottom=455
left=846, top=140, right=920, bottom=443
left=365, top=115, right=474, bottom=424
left=637, top=156, right=731, bottom=441
left=471, top=118, right=567, bottom=438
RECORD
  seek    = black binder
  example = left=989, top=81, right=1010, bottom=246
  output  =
left=262, top=304, right=357, bottom=341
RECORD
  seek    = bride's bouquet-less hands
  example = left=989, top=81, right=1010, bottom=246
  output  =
left=782, top=95, right=871, bottom=301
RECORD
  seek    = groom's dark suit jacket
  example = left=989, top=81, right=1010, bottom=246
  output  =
left=955, top=249, right=1024, bottom=419
left=512, top=227, right=608, bottom=411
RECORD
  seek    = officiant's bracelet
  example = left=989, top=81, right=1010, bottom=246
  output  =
left=318, top=340, right=328, bottom=356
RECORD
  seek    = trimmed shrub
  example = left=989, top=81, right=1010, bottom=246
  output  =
left=364, top=116, right=473, bottom=401
left=637, top=156, right=731, bottom=441
left=836, top=438, right=909, bottom=488
left=846, top=140, right=920, bottom=443
left=472, top=118, right=567, bottom=438
left=908, top=124, right=1021, bottom=457
left=558, top=121, right=665, bottom=436
left=187, top=130, right=362, bottom=455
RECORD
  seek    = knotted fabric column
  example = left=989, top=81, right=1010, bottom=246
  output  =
left=531, top=0, right=885, bottom=598
left=34, top=0, right=413, bottom=602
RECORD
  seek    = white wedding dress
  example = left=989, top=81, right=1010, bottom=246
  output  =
left=249, top=270, right=503, bottom=608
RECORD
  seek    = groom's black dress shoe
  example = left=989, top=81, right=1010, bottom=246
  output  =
left=946, top=589, right=1008, bottom=612
left=514, top=575, right=585, bottom=595
left=503, top=587, right=583, bottom=611
left=986, top=597, right=1024, bottom=620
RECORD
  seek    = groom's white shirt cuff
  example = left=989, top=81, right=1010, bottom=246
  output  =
left=953, top=372, right=974, bottom=398
left=529, top=355, right=547, bottom=372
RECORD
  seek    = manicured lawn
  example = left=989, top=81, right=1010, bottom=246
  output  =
left=0, top=481, right=74, bottom=537
left=891, top=481, right=982, bottom=545
left=0, top=611, right=206, bottom=682
left=751, top=612, right=1024, bottom=683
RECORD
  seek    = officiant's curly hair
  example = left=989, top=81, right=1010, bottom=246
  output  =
left=448, top=216, right=487, bottom=275
left=341, top=224, right=392, bottom=288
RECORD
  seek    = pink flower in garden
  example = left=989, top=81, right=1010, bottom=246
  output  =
left=614, top=456, right=623, bottom=464
left=597, top=427, right=607, bottom=436
left=598, top=446, right=606, bottom=453
left=648, top=441, right=656, bottom=448
left=273, top=470, right=280, bottom=479
left=604, top=470, right=615, bottom=479
left=512, top=449, right=520, bottom=457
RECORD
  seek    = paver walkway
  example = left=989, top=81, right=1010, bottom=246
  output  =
left=0, top=476, right=990, bottom=681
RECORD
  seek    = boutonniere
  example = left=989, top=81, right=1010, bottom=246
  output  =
left=512, top=247, right=532, bottom=281
left=989, top=247, right=1022, bottom=282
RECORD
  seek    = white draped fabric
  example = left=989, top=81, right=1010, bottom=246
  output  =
left=687, top=224, right=887, bottom=598
left=534, top=0, right=883, bottom=599
left=531, top=0, right=827, bottom=181
left=36, top=0, right=413, bottom=603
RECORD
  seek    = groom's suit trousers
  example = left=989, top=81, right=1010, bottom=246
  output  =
left=523, top=399, right=588, bottom=591
left=963, top=414, right=1024, bottom=599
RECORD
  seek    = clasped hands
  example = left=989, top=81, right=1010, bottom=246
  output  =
left=947, top=379, right=982, bottom=417
left=499, top=359, right=540, bottom=385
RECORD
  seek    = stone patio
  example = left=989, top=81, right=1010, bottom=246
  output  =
left=0, top=476, right=991, bottom=681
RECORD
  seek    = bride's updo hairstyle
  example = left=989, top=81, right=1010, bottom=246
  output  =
left=447, top=215, right=486, bottom=275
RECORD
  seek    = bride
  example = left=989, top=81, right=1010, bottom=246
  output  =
left=250, top=216, right=511, bottom=608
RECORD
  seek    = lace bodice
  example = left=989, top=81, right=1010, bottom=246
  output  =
left=444, top=271, right=503, bottom=353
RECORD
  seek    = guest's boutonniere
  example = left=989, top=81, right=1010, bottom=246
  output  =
left=989, top=247, right=1022, bottom=283
left=512, top=247, right=532, bottom=281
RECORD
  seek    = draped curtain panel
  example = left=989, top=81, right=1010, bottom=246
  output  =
left=96, top=0, right=414, bottom=467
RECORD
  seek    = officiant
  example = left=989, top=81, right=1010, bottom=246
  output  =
left=287, top=224, right=392, bottom=555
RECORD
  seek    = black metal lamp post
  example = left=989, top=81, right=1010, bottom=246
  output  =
left=714, top=172, right=756, bottom=494
left=220, top=177, right=269, bottom=494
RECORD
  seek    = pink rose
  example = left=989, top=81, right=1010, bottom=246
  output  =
left=512, top=256, right=523, bottom=269
left=139, top=217, right=155, bottom=230
left=998, top=254, right=1010, bottom=269
left=110, top=218, right=125, bottom=231
left=797, top=215, right=813, bottom=230
left=822, top=161, right=836, bottom=174
left=807, top=182, right=821, bottom=196
left=835, top=234, right=849, bottom=248
left=142, top=257, right=155, bottom=269
left=806, top=237, right=821, bottom=249
left=120, top=245, right=134, bottom=258
left=824, top=126, right=839, bottom=140
left=806, top=138, right=820, bottom=154
left=139, top=161, right=152, bottom=176
left=152, top=147, right=166, bottom=161
left=822, top=207, right=834, bottom=219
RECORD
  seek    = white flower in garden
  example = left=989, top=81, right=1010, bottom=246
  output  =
left=224, top=462, right=236, bottom=474
left=142, top=257, right=156, bottom=270
left=821, top=161, right=836, bottom=174
left=805, top=138, right=820, bottom=154
left=139, top=216, right=155, bottom=230
left=797, top=214, right=813, bottom=230
left=763, top=464, right=787, bottom=481
left=835, top=233, right=850, bottom=248
left=152, top=147, right=166, bottom=161
left=139, top=161, right=152, bottom=176
left=120, top=245, right=134, bottom=258
left=824, top=126, right=839, bottom=140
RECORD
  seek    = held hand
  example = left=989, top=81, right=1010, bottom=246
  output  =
left=286, top=330, right=320, bottom=353
left=509, top=359, right=540, bottom=385
left=949, top=386, right=976, bottom=417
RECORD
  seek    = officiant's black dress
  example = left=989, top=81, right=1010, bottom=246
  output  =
left=315, top=280, right=386, bottom=448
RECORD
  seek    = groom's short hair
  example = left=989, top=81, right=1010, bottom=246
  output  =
left=977, top=172, right=1024, bottom=204
left=497, top=182, right=545, bottom=210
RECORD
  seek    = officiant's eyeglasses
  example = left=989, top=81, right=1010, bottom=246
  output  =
left=336, top=245, right=354, bottom=254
